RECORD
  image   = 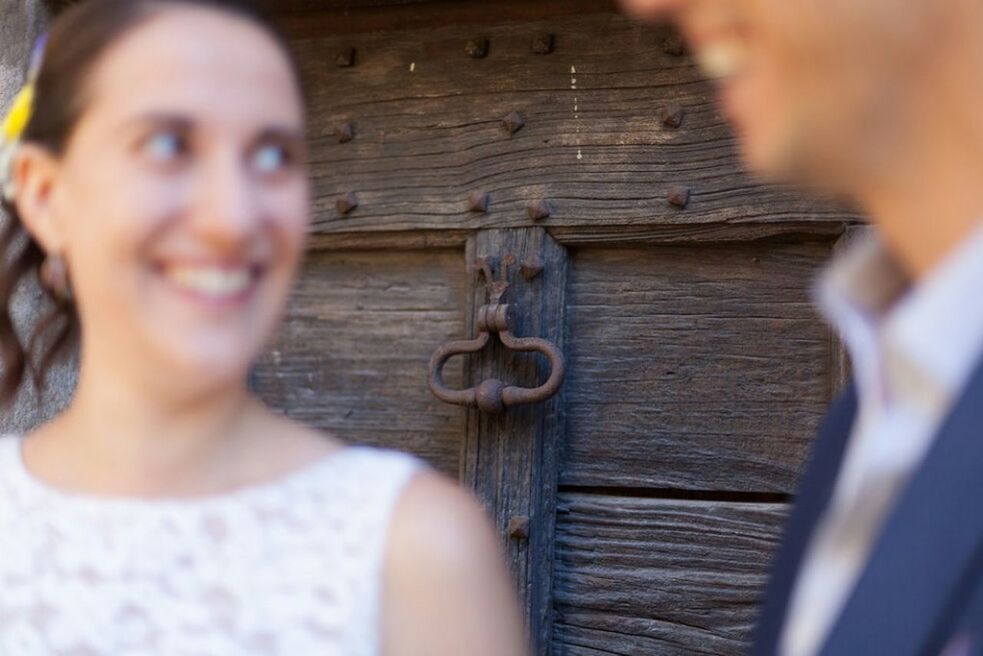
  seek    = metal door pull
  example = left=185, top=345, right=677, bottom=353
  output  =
left=428, top=255, right=565, bottom=414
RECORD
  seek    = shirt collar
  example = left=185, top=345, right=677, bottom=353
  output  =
left=817, top=223, right=983, bottom=413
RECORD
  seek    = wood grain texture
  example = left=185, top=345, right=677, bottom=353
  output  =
left=290, top=10, right=860, bottom=238
left=276, top=0, right=618, bottom=32
left=252, top=248, right=468, bottom=475
left=462, top=228, right=568, bottom=654
left=560, top=239, right=835, bottom=494
left=553, top=493, right=788, bottom=656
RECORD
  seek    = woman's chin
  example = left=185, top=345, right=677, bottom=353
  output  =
left=145, top=338, right=259, bottom=396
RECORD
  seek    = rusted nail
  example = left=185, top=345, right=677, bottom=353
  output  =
left=468, top=191, right=490, bottom=213
left=336, top=47, right=356, bottom=68
left=667, top=185, right=690, bottom=208
left=335, top=122, right=355, bottom=143
left=466, top=37, right=489, bottom=59
left=663, top=32, right=686, bottom=56
left=503, top=111, right=526, bottom=135
left=336, top=191, right=359, bottom=215
left=661, top=103, right=685, bottom=129
left=508, top=515, right=530, bottom=540
left=527, top=199, right=552, bottom=221
left=521, top=257, right=544, bottom=281
left=532, top=33, right=555, bottom=55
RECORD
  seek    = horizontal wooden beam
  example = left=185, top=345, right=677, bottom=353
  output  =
left=276, top=0, right=619, bottom=36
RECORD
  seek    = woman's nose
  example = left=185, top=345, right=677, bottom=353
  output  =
left=191, top=151, right=262, bottom=249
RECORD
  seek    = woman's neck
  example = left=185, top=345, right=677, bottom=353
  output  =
left=30, top=349, right=263, bottom=496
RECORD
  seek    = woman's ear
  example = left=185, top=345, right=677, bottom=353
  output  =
left=12, top=142, right=67, bottom=256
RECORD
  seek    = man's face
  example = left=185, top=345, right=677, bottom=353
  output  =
left=620, top=0, right=956, bottom=192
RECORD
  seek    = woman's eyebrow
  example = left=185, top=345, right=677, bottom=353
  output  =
left=253, top=126, right=306, bottom=145
left=121, top=112, right=194, bottom=131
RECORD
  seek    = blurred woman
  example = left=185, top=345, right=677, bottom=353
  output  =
left=0, top=1, right=527, bottom=654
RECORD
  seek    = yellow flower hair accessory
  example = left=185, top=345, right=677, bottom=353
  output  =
left=1, top=33, right=47, bottom=204
left=1, top=84, right=34, bottom=144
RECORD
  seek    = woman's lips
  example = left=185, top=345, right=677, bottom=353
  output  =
left=159, top=262, right=263, bottom=304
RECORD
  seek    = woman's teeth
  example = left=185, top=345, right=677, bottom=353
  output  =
left=695, top=41, right=749, bottom=80
left=164, top=265, right=253, bottom=298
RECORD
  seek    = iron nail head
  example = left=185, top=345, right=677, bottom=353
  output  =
left=521, top=258, right=544, bottom=281
left=336, top=47, right=356, bottom=68
left=527, top=199, right=552, bottom=221
left=336, top=122, right=355, bottom=143
left=468, top=191, right=490, bottom=213
left=667, top=185, right=691, bottom=208
left=466, top=37, right=489, bottom=59
left=503, top=111, right=526, bottom=135
left=532, top=33, right=555, bottom=55
left=336, top=191, right=360, bottom=215
left=661, top=103, right=685, bottom=129
left=663, top=32, right=686, bottom=56
left=508, top=515, right=530, bottom=540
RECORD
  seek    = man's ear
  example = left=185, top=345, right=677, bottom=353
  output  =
left=12, top=142, right=67, bottom=256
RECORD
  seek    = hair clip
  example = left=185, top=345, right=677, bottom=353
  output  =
left=28, top=32, right=47, bottom=83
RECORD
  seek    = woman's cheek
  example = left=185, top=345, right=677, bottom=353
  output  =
left=270, top=186, right=310, bottom=255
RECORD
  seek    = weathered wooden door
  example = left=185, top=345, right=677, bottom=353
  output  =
left=254, top=2, right=856, bottom=654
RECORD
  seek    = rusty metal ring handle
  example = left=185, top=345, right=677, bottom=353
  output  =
left=428, top=304, right=565, bottom=414
left=427, top=332, right=491, bottom=408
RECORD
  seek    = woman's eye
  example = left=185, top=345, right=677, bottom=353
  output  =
left=143, top=131, right=187, bottom=162
left=253, top=144, right=290, bottom=173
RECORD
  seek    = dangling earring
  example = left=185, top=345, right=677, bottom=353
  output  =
left=39, top=254, right=72, bottom=302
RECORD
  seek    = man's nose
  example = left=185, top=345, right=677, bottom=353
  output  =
left=618, top=0, right=689, bottom=19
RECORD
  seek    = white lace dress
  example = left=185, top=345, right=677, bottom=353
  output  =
left=0, top=435, right=423, bottom=655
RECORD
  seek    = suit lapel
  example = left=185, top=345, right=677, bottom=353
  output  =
left=820, top=363, right=983, bottom=656
left=752, top=386, right=859, bottom=656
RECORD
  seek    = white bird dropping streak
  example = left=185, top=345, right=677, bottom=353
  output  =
left=572, top=66, right=584, bottom=162
left=409, top=62, right=416, bottom=72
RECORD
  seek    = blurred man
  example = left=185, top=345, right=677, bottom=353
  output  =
left=619, top=1, right=983, bottom=655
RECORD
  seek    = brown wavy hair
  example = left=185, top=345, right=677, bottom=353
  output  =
left=0, top=0, right=299, bottom=408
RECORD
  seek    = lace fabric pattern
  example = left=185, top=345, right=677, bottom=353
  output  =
left=0, top=436, right=423, bottom=656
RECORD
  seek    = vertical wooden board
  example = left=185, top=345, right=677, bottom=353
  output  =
left=253, top=248, right=468, bottom=476
left=560, top=239, right=835, bottom=493
left=553, top=493, right=788, bottom=656
left=462, top=228, right=567, bottom=655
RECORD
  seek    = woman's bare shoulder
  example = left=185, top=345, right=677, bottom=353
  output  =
left=381, top=471, right=529, bottom=656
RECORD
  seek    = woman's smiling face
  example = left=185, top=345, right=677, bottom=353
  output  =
left=47, top=5, right=309, bottom=395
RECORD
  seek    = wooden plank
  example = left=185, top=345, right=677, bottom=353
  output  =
left=302, top=221, right=852, bottom=252
left=305, top=229, right=470, bottom=251
left=276, top=0, right=618, bottom=32
left=252, top=248, right=468, bottom=476
left=553, top=493, right=788, bottom=656
left=461, top=228, right=567, bottom=655
left=560, top=239, right=833, bottom=494
left=292, top=11, right=860, bottom=237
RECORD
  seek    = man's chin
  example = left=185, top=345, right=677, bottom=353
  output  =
left=739, top=129, right=848, bottom=196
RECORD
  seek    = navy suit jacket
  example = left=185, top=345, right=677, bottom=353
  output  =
left=752, top=362, right=983, bottom=656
